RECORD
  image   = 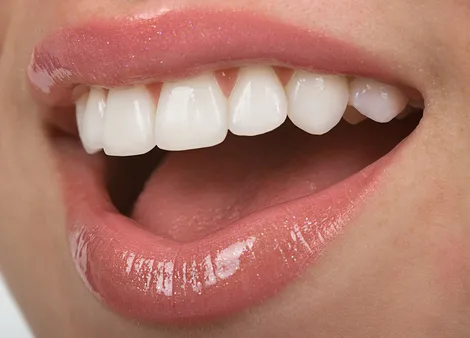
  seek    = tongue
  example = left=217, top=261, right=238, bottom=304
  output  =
left=132, top=119, right=418, bottom=242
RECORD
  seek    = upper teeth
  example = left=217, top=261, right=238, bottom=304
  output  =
left=76, top=67, right=411, bottom=156
left=155, top=73, right=228, bottom=151
left=229, top=66, right=287, bottom=136
left=104, top=86, right=156, bottom=156
left=76, top=87, right=106, bottom=154
left=286, top=71, right=349, bottom=135
left=349, top=78, right=408, bottom=123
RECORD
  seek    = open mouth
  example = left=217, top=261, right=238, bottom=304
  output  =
left=29, top=9, right=424, bottom=324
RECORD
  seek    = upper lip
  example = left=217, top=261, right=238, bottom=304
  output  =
left=28, top=8, right=413, bottom=105
left=34, top=7, right=421, bottom=324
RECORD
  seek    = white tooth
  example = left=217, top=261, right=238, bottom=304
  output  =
left=76, top=93, right=88, bottom=139
left=349, top=78, right=408, bottom=123
left=76, top=88, right=106, bottom=154
left=155, top=73, right=228, bottom=151
left=103, top=86, right=156, bottom=156
left=343, top=106, right=367, bottom=125
left=229, top=66, right=287, bottom=136
left=286, top=71, right=349, bottom=135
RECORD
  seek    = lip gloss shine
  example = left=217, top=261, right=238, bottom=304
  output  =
left=36, top=9, right=400, bottom=323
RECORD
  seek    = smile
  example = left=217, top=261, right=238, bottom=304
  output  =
left=29, top=8, right=424, bottom=324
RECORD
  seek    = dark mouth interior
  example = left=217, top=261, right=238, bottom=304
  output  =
left=104, top=111, right=422, bottom=242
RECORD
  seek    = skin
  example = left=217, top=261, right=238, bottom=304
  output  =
left=2, top=0, right=470, bottom=337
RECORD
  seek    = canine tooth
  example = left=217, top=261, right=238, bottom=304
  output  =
left=229, top=66, right=287, bottom=136
left=286, top=72, right=349, bottom=135
left=103, top=86, right=156, bottom=156
left=155, top=73, right=228, bottom=151
left=349, top=78, right=408, bottom=123
left=343, top=106, right=367, bottom=125
left=76, top=88, right=106, bottom=154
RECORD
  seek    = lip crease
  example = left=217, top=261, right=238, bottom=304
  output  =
left=35, top=8, right=412, bottom=324
left=28, top=8, right=404, bottom=105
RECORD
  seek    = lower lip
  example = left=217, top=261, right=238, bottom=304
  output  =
left=60, top=141, right=390, bottom=324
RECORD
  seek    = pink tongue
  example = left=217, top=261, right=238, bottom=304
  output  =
left=132, top=120, right=417, bottom=242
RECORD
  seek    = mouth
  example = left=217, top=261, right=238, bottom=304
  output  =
left=30, top=8, right=424, bottom=325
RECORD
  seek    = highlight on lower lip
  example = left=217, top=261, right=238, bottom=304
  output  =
left=63, top=142, right=386, bottom=323
left=27, top=8, right=393, bottom=105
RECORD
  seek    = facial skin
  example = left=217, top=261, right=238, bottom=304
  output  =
left=2, top=0, right=470, bottom=337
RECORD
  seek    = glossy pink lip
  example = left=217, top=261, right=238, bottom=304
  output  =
left=28, top=9, right=396, bottom=105
left=62, top=141, right=386, bottom=323
left=34, top=9, right=404, bottom=324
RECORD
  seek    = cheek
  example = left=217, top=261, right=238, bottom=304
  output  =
left=432, top=232, right=470, bottom=308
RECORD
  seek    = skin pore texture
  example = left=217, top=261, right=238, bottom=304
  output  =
left=2, top=0, right=470, bottom=337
